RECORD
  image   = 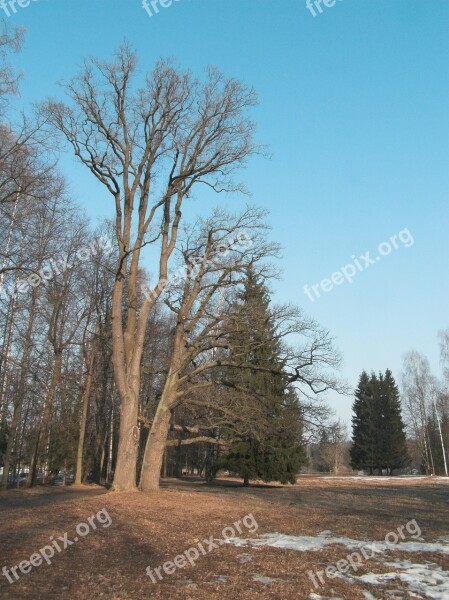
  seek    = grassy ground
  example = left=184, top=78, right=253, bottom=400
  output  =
left=0, top=476, right=447, bottom=599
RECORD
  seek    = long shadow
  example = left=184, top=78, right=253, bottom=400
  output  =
left=159, top=477, right=448, bottom=537
left=0, top=485, right=107, bottom=512
left=0, top=503, right=162, bottom=600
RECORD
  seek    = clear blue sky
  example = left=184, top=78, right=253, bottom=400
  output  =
left=9, top=0, right=449, bottom=425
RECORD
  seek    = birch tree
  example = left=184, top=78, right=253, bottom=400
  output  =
left=401, top=351, right=447, bottom=475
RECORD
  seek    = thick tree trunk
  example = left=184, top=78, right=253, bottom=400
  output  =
left=111, top=388, right=140, bottom=490
left=110, top=271, right=141, bottom=491
left=139, top=404, right=172, bottom=491
left=139, top=337, right=183, bottom=492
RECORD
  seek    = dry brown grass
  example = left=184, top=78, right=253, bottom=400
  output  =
left=0, top=476, right=447, bottom=599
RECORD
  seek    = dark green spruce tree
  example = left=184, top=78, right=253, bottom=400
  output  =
left=377, top=369, right=409, bottom=474
left=220, top=267, right=306, bottom=485
left=350, top=369, right=409, bottom=475
left=350, top=371, right=377, bottom=474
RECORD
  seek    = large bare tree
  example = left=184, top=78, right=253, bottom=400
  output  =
left=46, top=45, right=260, bottom=490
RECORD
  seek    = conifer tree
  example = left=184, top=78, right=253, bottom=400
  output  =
left=350, top=371, right=376, bottom=474
left=378, top=369, right=409, bottom=474
left=220, top=267, right=306, bottom=485
left=350, top=369, right=409, bottom=474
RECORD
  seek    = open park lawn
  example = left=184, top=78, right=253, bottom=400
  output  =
left=0, top=477, right=448, bottom=599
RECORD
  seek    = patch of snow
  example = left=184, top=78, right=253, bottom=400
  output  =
left=354, top=560, right=449, bottom=600
left=228, top=532, right=449, bottom=598
left=437, top=536, right=449, bottom=544
left=252, top=573, right=286, bottom=587
left=318, top=476, right=449, bottom=482
left=361, top=591, right=379, bottom=600
left=309, top=594, right=344, bottom=600
left=227, top=532, right=376, bottom=552
left=226, top=531, right=449, bottom=557
left=237, top=553, right=253, bottom=564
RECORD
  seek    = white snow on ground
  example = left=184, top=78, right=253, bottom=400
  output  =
left=309, top=594, right=344, bottom=600
left=252, top=573, right=286, bottom=587
left=237, top=553, right=253, bottom=564
left=361, top=592, right=378, bottom=600
left=226, top=531, right=449, bottom=556
left=437, top=537, right=449, bottom=544
left=309, top=594, right=373, bottom=600
left=353, top=560, right=449, bottom=599
left=318, top=476, right=449, bottom=482
left=226, top=532, right=449, bottom=598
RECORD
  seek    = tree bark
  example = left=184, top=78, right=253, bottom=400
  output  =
left=74, top=334, right=97, bottom=486
left=1, top=291, right=37, bottom=489
left=139, top=402, right=172, bottom=491
left=27, top=349, right=62, bottom=487
left=139, top=334, right=183, bottom=492
left=110, top=260, right=139, bottom=490
left=0, top=292, right=17, bottom=425
left=112, top=390, right=140, bottom=490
